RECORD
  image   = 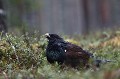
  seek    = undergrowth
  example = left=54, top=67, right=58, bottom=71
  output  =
left=0, top=30, right=120, bottom=79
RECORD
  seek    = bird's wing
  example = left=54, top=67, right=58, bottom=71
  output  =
left=65, top=42, right=92, bottom=59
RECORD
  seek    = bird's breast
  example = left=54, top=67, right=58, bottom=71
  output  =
left=46, top=48, right=66, bottom=60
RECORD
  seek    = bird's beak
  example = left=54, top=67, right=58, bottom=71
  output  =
left=45, top=33, right=50, bottom=38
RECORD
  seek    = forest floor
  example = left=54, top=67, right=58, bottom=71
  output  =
left=0, top=30, right=120, bottom=79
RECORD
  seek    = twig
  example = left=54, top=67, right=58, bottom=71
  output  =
left=2, top=71, right=8, bottom=79
left=5, top=33, right=19, bottom=63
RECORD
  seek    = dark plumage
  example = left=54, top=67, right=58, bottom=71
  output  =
left=45, top=33, right=66, bottom=64
left=45, top=33, right=111, bottom=68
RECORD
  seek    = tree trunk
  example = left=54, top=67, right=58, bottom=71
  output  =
left=0, top=0, right=7, bottom=33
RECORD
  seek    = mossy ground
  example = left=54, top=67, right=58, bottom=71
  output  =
left=0, top=30, right=120, bottom=79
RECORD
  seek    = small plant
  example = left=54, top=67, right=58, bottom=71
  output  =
left=0, top=30, right=119, bottom=79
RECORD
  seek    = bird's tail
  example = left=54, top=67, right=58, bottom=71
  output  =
left=93, top=59, right=113, bottom=67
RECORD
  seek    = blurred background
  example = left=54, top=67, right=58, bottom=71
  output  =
left=0, top=0, right=120, bottom=35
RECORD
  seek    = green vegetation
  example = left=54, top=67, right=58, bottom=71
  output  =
left=0, top=30, right=120, bottom=79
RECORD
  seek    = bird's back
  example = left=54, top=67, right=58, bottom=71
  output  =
left=64, top=42, right=93, bottom=68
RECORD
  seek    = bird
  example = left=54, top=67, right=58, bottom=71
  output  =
left=45, top=33, right=111, bottom=68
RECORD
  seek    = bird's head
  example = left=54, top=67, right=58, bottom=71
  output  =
left=45, top=33, right=63, bottom=41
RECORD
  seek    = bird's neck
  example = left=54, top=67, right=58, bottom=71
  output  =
left=48, top=39, right=56, bottom=44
